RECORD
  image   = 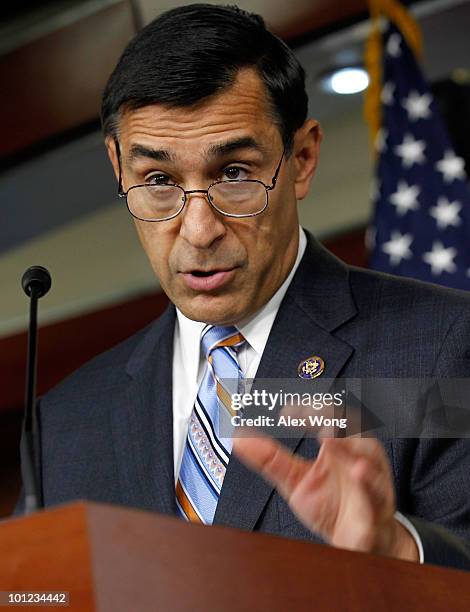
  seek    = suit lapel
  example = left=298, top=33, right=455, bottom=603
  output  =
left=214, top=234, right=357, bottom=530
left=111, top=304, right=177, bottom=515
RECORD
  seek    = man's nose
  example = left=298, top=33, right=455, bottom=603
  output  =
left=179, top=191, right=226, bottom=248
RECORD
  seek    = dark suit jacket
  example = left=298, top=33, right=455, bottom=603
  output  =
left=15, top=231, right=470, bottom=570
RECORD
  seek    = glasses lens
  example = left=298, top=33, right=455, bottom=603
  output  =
left=127, top=185, right=184, bottom=220
left=208, top=181, right=267, bottom=216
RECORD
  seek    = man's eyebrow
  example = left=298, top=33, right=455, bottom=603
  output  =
left=127, top=144, right=175, bottom=163
left=207, top=137, right=267, bottom=158
left=126, top=137, right=266, bottom=164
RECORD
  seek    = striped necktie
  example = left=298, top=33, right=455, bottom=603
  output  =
left=176, top=325, right=245, bottom=525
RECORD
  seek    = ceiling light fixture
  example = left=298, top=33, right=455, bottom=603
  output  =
left=321, top=67, right=370, bottom=95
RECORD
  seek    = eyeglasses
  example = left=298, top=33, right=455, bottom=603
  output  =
left=116, top=143, right=284, bottom=222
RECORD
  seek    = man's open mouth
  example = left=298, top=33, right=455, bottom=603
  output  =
left=180, top=268, right=236, bottom=291
left=190, top=270, right=221, bottom=277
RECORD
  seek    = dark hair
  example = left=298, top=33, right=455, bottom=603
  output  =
left=101, top=4, right=308, bottom=154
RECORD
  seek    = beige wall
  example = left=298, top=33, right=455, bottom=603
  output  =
left=299, top=103, right=372, bottom=237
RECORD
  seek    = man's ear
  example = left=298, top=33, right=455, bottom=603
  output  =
left=105, top=136, right=121, bottom=183
left=292, top=119, right=323, bottom=201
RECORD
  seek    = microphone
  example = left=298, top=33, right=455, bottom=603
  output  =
left=22, top=265, right=52, bottom=298
left=20, top=266, right=52, bottom=513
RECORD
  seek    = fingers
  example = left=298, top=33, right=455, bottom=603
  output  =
left=233, top=432, right=398, bottom=552
left=233, top=434, right=391, bottom=507
left=232, top=435, right=310, bottom=500
left=349, top=456, right=393, bottom=518
left=320, top=437, right=391, bottom=475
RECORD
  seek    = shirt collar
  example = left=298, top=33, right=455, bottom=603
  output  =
left=175, top=225, right=307, bottom=356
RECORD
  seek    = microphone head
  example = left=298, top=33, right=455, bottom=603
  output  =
left=21, top=266, right=52, bottom=298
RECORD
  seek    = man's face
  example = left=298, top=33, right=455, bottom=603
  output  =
left=107, top=69, right=320, bottom=325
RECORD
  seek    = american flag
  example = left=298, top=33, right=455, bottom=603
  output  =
left=369, top=21, right=470, bottom=290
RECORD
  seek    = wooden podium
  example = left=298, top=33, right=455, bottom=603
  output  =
left=0, top=502, right=469, bottom=611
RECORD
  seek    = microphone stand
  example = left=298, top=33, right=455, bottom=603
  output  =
left=20, top=266, right=51, bottom=514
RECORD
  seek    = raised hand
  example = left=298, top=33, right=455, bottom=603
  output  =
left=232, top=434, right=418, bottom=561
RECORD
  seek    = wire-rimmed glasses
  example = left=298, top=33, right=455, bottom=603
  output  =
left=117, top=149, right=284, bottom=222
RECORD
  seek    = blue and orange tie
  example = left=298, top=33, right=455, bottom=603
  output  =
left=176, top=325, right=245, bottom=524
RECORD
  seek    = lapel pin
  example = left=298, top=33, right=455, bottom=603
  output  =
left=298, top=356, right=325, bottom=379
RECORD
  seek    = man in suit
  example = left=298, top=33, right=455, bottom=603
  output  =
left=16, top=4, right=470, bottom=570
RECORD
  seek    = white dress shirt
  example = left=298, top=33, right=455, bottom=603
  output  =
left=171, top=225, right=423, bottom=562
